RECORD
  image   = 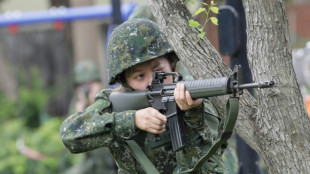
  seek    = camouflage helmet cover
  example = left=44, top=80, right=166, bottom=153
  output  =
left=74, top=60, right=101, bottom=85
left=107, top=18, right=174, bottom=85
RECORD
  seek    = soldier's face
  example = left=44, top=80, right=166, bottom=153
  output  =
left=125, top=57, right=173, bottom=91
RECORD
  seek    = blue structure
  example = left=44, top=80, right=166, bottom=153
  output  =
left=0, top=2, right=136, bottom=27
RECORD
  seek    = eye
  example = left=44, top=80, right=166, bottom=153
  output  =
left=134, top=74, right=144, bottom=79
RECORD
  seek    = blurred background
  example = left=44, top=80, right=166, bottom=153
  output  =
left=0, top=0, right=309, bottom=174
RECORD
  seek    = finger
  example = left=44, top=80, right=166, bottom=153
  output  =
left=193, top=98, right=203, bottom=107
left=179, top=83, right=185, bottom=101
left=175, top=85, right=186, bottom=110
left=149, top=116, right=166, bottom=126
left=186, top=91, right=194, bottom=106
left=148, top=127, right=166, bottom=134
left=174, top=85, right=184, bottom=110
left=149, top=108, right=167, bottom=123
left=149, top=123, right=166, bottom=131
left=174, top=83, right=180, bottom=100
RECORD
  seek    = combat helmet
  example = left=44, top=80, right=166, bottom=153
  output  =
left=107, top=18, right=174, bottom=85
left=74, top=60, right=101, bottom=85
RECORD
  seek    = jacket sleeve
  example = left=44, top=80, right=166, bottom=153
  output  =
left=184, top=98, right=221, bottom=141
left=175, top=64, right=222, bottom=140
left=60, top=89, right=138, bottom=153
left=178, top=99, right=226, bottom=173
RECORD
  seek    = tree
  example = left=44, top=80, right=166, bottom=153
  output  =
left=149, top=0, right=310, bottom=173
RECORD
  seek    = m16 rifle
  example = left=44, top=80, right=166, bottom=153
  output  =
left=109, top=65, right=274, bottom=151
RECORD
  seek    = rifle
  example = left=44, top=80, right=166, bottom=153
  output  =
left=109, top=65, right=274, bottom=152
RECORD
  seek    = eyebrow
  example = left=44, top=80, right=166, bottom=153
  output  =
left=151, top=61, right=160, bottom=69
left=125, top=67, right=140, bottom=78
left=126, top=68, right=141, bottom=77
left=131, top=69, right=142, bottom=74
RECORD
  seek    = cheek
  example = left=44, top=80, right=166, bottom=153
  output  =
left=134, top=83, right=148, bottom=90
left=126, top=79, right=148, bottom=91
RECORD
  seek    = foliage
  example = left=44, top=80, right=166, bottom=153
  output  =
left=17, top=67, right=48, bottom=128
left=0, top=67, right=82, bottom=174
left=0, top=92, right=17, bottom=122
left=0, top=117, right=82, bottom=174
left=185, top=0, right=219, bottom=41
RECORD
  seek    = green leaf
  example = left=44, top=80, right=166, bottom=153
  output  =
left=198, top=27, right=204, bottom=32
left=189, top=19, right=200, bottom=27
left=184, top=0, right=195, bottom=5
left=197, top=32, right=205, bottom=39
left=194, top=7, right=206, bottom=16
left=210, top=17, right=218, bottom=25
left=210, top=7, right=219, bottom=14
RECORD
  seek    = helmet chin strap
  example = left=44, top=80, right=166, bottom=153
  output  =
left=123, top=83, right=135, bottom=91
left=118, top=78, right=135, bottom=91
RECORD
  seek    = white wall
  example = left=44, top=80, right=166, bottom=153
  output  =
left=0, top=0, right=49, bottom=12
left=95, top=0, right=144, bottom=5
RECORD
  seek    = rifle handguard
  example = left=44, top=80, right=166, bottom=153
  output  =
left=182, top=77, right=230, bottom=99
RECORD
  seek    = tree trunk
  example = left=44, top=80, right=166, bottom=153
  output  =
left=149, top=0, right=310, bottom=173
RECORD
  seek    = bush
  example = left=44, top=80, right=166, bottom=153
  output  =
left=0, top=118, right=82, bottom=174
left=0, top=67, right=82, bottom=174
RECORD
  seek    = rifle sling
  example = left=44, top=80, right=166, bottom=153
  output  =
left=125, top=97, right=239, bottom=174
left=179, top=97, right=239, bottom=173
left=125, top=139, right=160, bottom=174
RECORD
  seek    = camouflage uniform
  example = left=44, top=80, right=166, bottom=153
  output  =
left=61, top=19, right=227, bottom=173
left=129, top=6, right=238, bottom=173
left=66, top=60, right=117, bottom=174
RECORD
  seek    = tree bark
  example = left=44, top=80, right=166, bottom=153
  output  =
left=149, top=0, right=310, bottom=173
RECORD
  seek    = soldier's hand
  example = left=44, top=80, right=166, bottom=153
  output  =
left=75, top=88, right=89, bottom=112
left=87, top=81, right=102, bottom=105
left=174, top=83, right=203, bottom=111
left=135, top=107, right=167, bottom=134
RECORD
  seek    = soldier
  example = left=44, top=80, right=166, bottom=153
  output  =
left=129, top=5, right=238, bottom=173
left=65, top=60, right=117, bottom=174
left=61, top=19, right=227, bottom=173
left=69, top=60, right=102, bottom=113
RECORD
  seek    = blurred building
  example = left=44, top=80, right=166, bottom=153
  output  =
left=0, top=0, right=144, bottom=116
left=0, top=0, right=309, bottom=117
left=292, top=42, right=310, bottom=115
left=286, top=1, right=310, bottom=48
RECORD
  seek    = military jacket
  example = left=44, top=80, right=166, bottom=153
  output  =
left=60, top=88, right=227, bottom=174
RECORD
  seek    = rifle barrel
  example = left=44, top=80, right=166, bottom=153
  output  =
left=237, top=81, right=274, bottom=89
